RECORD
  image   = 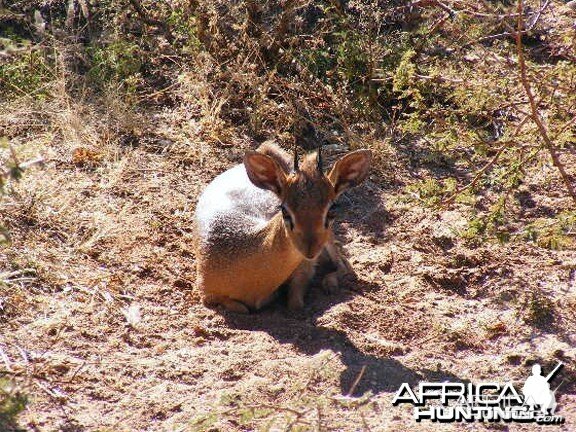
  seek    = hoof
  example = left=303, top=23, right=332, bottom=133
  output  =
left=222, top=300, right=250, bottom=314
left=287, top=295, right=304, bottom=311
left=322, top=272, right=339, bottom=294
left=203, top=296, right=250, bottom=314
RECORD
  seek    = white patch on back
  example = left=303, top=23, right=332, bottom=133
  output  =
left=195, top=164, right=280, bottom=238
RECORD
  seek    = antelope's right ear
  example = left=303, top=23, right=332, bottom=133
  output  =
left=244, top=151, right=287, bottom=195
left=328, top=149, right=372, bottom=197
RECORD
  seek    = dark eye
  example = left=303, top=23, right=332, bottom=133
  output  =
left=325, top=203, right=339, bottom=228
left=280, top=204, right=293, bottom=230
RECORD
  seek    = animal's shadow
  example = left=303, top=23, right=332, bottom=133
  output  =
left=336, top=180, right=392, bottom=241
left=217, top=179, right=460, bottom=396
left=223, top=277, right=464, bottom=396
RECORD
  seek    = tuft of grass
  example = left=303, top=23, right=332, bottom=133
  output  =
left=1, top=138, right=24, bottom=244
left=0, top=47, right=53, bottom=99
left=405, top=178, right=457, bottom=206
left=522, top=290, right=556, bottom=329
left=0, top=378, right=27, bottom=432
left=519, top=211, right=576, bottom=250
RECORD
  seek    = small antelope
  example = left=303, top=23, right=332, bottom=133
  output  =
left=194, top=141, right=372, bottom=313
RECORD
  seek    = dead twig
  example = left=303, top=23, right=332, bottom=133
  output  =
left=0, top=345, right=12, bottom=372
left=462, top=0, right=550, bottom=48
left=246, top=403, right=308, bottom=418
left=441, top=137, right=523, bottom=206
left=346, top=365, right=367, bottom=397
left=0, top=157, right=45, bottom=179
left=127, top=0, right=174, bottom=42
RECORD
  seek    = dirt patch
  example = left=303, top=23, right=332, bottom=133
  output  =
left=1, top=99, right=575, bottom=431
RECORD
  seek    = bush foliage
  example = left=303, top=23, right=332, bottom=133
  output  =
left=0, top=378, right=27, bottom=432
left=1, top=0, right=575, bottom=248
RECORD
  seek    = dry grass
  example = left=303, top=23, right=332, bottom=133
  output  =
left=1, top=1, right=576, bottom=430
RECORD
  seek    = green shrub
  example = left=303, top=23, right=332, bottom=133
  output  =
left=87, top=39, right=142, bottom=91
left=0, top=378, right=27, bottom=432
left=0, top=48, right=52, bottom=99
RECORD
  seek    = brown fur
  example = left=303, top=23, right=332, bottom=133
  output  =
left=195, top=142, right=372, bottom=312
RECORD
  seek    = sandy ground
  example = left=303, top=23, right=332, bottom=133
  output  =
left=1, top=102, right=575, bottom=431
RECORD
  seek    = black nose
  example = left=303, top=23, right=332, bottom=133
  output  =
left=305, top=243, right=319, bottom=259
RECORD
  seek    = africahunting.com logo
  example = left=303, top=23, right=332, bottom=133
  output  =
left=393, top=362, right=566, bottom=425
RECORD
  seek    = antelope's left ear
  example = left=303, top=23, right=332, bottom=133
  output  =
left=327, top=150, right=372, bottom=197
left=244, top=150, right=287, bottom=196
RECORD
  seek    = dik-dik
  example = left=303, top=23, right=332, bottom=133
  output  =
left=195, top=142, right=372, bottom=313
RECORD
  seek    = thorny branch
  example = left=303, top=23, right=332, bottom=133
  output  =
left=442, top=143, right=508, bottom=206
left=443, top=0, right=576, bottom=207
left=515, top=0, right=576, bottom=205
left=441, top=109, right=532, bottom=206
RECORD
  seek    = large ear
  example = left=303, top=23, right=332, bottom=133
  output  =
left=327, top=150, right=372, bottom=196
left=244, top=150, right=287, bottom=195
